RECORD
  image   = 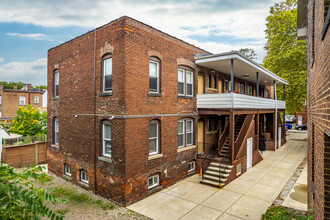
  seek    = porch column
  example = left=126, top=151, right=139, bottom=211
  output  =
left=230, top=111, right=235, bottom=163
left=283, top=85, right=286, bottom=137
left=256, top=72, right=259, bottom=97
left=257, top=112, right=259, bottom=151
left=274, top=80, right=276, bottom=100
left=231, top=59, right=234, bottom=92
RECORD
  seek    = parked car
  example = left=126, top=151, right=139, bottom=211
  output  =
left=295, top=124, right=307, bottom=130
left=285, top=115, right=296, bottom=123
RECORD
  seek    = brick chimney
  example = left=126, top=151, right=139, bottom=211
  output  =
left=13, top=85, right=17, bottom=90
left=27, top=84, right=32, bottom=90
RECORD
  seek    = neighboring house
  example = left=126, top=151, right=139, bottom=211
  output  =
left=0, top=84, right=45, bottom=119
left=296, top=107, right=308, bottom=126
left=298, top=0, right=330, bottom=219
left=47, top=16, right=288, bottom=206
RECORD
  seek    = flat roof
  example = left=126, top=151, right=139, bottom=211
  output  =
left=195, top=51, right=289, bottom=86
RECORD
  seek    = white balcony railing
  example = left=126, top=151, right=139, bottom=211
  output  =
left=197, top=93, right=285, bottom=109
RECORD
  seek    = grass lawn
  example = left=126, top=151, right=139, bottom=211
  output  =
left=32, top=165, right=148, bottom=220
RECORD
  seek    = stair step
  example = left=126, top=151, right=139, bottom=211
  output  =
left=205, top=170, right=230, bottom=177
left=210, top=162, right=233, bottom=168
left=208, top=166, right=231, bottom=173
left=203, top=175, right=227, bottom=182
left=200, top=179, right=224, bottom=187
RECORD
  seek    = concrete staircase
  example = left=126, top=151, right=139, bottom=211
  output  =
left=200, top=162, right=233, bottom=187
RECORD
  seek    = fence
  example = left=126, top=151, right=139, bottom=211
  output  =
left=1, top=134, right=47, bottom=168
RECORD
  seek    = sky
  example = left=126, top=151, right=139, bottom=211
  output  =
left=0, top=0, right=277, bottom=86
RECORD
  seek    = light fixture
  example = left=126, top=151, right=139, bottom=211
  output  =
left=109, top=116, right=115, bottom=120
left=242, top=74, right=249, bottom=77
left=264, top=80, right=267, bottom=83
left=74, top=114, right=78, bottom=118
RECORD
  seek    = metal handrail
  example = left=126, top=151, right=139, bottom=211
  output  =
left=200, top=142, right=216, bottom=180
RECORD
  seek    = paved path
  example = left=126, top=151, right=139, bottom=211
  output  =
left=128, top=133, right=307, bottom=220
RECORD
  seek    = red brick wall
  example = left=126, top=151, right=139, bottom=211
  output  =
left=306, top=0, right=330, bottom=219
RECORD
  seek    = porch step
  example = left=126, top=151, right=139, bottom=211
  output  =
left=205, top=170, right=230, bottom=177
left=208, top=166, right=231, bottom=173
left=200, top=179, right=224, bottom=187
left=210, top=162, right=233, bottom=169
left=203, top=175, right=227, bottom=182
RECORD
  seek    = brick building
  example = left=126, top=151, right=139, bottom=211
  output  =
left=47, top=16, right=288, bottom=206
left=298, top=0, right=330, bottom=219
left=0, top=84, right=44, bottom=119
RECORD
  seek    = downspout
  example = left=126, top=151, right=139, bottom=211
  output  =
left=274, top=81, right=278, bottom=151
left=93, top=28, right=97, bottom=194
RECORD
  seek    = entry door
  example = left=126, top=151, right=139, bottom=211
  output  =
left=198, top=120, right=204, bottom=154
left=298, top=116, right=302, bottom=126
left=278, top=127, right=281, bottom=148
left=198, top=74, right=204, bottom=94
left=246, top=137, right=253, bottom=170
left=218, top=80, right=223, bottom=93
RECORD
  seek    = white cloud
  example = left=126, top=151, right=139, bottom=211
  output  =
left=6, top=33, right=54, bottom=41
left=0, top=58, right=47, bottom=85
left=0, top=57, right=3, bottom=62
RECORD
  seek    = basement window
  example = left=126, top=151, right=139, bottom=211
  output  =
left=148, top=174, right=159, bottom=189
left=188, top=161, right=195, bottom=173
left=236, top=163, right=242, bottom=176
left=64, top=164, right=71, bottom=176
left=80, top=170, right=89, bottom=184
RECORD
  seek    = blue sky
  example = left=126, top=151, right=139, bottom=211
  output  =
left=0, top=0, right=277, bottom=86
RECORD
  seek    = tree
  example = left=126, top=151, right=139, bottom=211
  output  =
left=0, top=81, right=24, bottom=90
left=263, top=0, right=307, bottom=114
left=239, top=48, right=257, bottom=60
left=0, top=164, right=64, bottom=219
left=10, top=105, right=47, bottom=136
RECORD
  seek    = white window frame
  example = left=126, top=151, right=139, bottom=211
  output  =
left=248, top=85, right=253, bottom=95
left=64, top=164, right=71, bottom=176
left=103, top=57, right=112, bottom=92
left=186, top=70, right=193, bottom=97
left=236, top=163, right=242, bottom=175
left=226, top=80, right=232, bottom=93
left=149, top=60, right=160, bottom=93
left=54, top=119, right=59, bottom=145
left=20, top=96, right=25, bottom=105
left=149, top=121, right=159, bottom=155
left=264, top=89, right=269, bottom=98
left=178, top=68, right=185, bottom=96
left=148, top=174, right=159, bottom=189
left=102, top=123, right=112, bottom=157
left=80, top=170, right=89, bottom=183
left=178, top=120, right=185, bottom=148
left=35, top=96, right=39, bottom=104
left=188, top=161, right=195, bottom=173
left=186, top=120, right=193, bottom=146
left=54, top=70, right=59, bottom=97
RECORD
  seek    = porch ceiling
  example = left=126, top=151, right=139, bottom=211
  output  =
left=194, top=51, right=289, bottom=86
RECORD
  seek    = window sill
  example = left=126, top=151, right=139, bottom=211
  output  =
left=51, top=97, right=59, bottom=100
left=148, top=185, right=162, bottom=194
left=98, top=156, right=112, bottom=163
left=177, top=145, right=196, bottom=152
left=51, top=144, right=59, bottom=149
left=148, top=154, right=163, bottom=160
left=99, top=91, right=113, bottom=97
left=78, top=181, right=89, bottom=189
left=177, top=96, right=194, bottom=99
left=147, top=92, right=162, bottom=97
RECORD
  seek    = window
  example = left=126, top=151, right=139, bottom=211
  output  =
left=188, top=161, right=195, bottom=173
left=35, top=96, right=39, bottom=104
left=213, top=76, right=217, bottom=88
left=20, top=96, right=25, bottom=105
left=236, top=163, right=242, bottom=175
left=149, top=59, right=160, bottom=93
left=102, top=123, right=111, bottom=157
left=322, top=0, right=330, bottom=39
left=178, top=67, right=193, bottom=96
left=54, top=118, right=59, bottom=145
left=238, top=83, right=245, bottom=94
left=149, top=121, right=159, bottom=155
left=54, top=70, right=59, bottom=97
left=103, top=56, right=112, bottom=92
left=247, top=86, right=253, bottom=96
left=64, top=164, right=71, bottom=176
left=225, top=80, right=232, bottom=93
left=178, top=119, right=194, bottom=148
left=208, top=75, right=212, bottom=88
left=148, top=174, right=159, bottom=189
left=264, top=89, right=269, bottom=98
left=80, top=170, right=89, bottom=183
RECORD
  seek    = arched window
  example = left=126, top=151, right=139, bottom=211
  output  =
left=101, top=120, right=111, bottom=157
left=149, top=120, right=160, bottom=155
left=149, top=57, right=161, bottom=93
left=102, top=54, right=112, bottom=92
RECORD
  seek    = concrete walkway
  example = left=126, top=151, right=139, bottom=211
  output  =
left=128, top=133, right=307, bottom=220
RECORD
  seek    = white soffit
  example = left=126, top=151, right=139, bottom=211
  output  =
left=195, top=52, right=289, bottom=86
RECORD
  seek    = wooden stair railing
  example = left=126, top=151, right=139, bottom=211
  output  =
left=234, top=114, right=255, bottom=159
left=218, top=122, right=229, bottom=156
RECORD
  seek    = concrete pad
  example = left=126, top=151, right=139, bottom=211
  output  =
left=217, top=213, right=244, bottom=220
left=237, top=172, right=265, bottom=184
left=245, top=183, right=282, bottom=203
left=128, top=192, right=198, bottom=220
left=185, top=174, right=202, bottom=184
left=275, top=161, right=299, bottom=171
left=257, top=174, right=290, bottom=189
left=226, top=195, right=272, bottom=220
left=223, top=179, right=254, bottom=194
left=282, top=184, right=308, bottom=211
left=202, top=190, right=241, bottom=212
left=163, top=180, right=217, bottom=204
left=180, top=205, right=223, bottom=220
left=267, top=167, right=295, bottom=178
